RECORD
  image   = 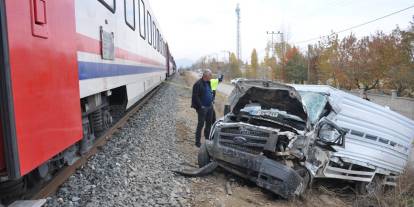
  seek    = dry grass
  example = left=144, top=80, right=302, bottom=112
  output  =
left=323, top=168, right=414, bottom=207
left=183, top=71, right=197, bottom=87
left=375, top=168, right=414, bottom=207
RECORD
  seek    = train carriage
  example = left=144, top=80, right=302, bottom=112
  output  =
left=0, top=0, right=173, bottom=200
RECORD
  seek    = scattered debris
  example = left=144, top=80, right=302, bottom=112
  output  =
left=225, top=181, right=232, bottom=195
left=8, top=199, right=46, bottom=207
left=173, top=162, right=218, bottom=176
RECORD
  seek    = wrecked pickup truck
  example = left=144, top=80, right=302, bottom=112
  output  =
left=198, top=79, right=414, bottom=198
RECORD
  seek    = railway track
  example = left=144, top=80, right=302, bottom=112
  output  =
left=30, top=84, right=162, bottom=200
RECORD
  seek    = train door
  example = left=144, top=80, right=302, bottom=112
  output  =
left=0, top=0, right=4, bottom=175
left=0, top=127, right=4, bottom=176
left=0, top=0, right=83, bottom=178
left=0, top=0, right=17, bottom=177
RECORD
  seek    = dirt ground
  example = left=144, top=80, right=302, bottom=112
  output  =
left=170, top=72, right=396, bottom=207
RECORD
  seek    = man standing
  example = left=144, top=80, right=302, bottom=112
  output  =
left=191, top=69, right=214, bottom=147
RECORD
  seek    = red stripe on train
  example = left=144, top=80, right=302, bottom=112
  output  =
left=76, top=33, right=164, bottom=67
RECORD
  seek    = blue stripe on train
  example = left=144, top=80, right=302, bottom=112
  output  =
left=78, top=61, right=165, bottom=80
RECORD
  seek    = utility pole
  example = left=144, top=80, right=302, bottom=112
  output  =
left=235, top=4, right=241, bottom=61
left=266, top=31, right=284, bottom=81
left=266, top=31, right=282, bottom=56
left=221, top=50, right=231, bottom=81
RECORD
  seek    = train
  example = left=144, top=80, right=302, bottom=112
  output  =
left=0, top=0, right=175, bottom=201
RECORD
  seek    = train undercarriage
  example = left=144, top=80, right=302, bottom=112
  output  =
left=0, top=87, right=128, bottom=204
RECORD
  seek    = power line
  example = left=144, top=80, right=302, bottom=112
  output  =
left=295, top=4, right=414, bottom=45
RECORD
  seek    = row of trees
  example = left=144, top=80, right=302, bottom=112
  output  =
left=248, top=18, right=414, bottom=96
left=189, top=18, right=414, bottom=96
left=310, top=28, right=414, bottom=95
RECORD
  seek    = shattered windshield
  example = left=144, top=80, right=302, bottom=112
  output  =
left=299, top=91, right=328, bottom=124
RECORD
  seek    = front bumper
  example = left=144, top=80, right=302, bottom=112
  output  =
left=206, top=140, right=303, bottom=198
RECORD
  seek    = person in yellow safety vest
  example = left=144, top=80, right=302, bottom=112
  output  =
left=210, top=74, right=223, bottom=101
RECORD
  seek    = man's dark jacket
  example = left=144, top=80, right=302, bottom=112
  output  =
left=191, top=79, right=210, bottom=111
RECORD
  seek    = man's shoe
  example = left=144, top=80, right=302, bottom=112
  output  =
left=195, top=142, right=201, bottom=148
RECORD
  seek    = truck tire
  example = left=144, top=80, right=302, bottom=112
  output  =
left=198, top=143, right=211, bottom=167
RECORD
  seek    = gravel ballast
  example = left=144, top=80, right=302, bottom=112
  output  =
left=46, top=81, right=192, bottom=207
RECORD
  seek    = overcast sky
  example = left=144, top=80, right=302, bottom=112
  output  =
left=150, top=0, right=414, bottom=67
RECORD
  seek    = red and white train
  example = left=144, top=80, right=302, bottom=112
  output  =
left=0, top=0, right=175, bottom=200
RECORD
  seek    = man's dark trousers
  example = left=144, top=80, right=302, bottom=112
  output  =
left=195, top=106, right=214, bottom=146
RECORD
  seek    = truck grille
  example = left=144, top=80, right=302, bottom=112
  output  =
left=218, top=127, right=270, bottom=155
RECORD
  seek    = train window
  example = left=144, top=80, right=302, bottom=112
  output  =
left=164, top=42, right=166, bottom=57
left=152, top=22, right=156, bottom=49
left=138, top=0, right=146, bottom=39
left=160, top=36, right=162, bottom=54
left=98, top=0, right=116, bottom=13
left=160, top=37, right=163, bottom=55
left=160, top=36, right=163, bottom=54
left=147, top=12, right=152, bottom=45
left=124, top=0, right=135, bottom=30
left=154, top=25, right=157, bottom=50
left=159, top=33, right=162, bottom=53
left=156, top=29, right=160, bottom=52
left=163, top=42, right=165, bottom=56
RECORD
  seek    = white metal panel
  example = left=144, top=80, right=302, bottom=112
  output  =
left=126, top=74, right=162, bottom=108
left=291, top=84, right=414, bottom=174
left=126, top=82, right=145, bottom=108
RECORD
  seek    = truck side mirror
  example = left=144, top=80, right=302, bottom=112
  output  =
left=316, top=118, right=346, bottom=147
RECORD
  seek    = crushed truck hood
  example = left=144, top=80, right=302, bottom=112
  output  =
left=229, top=79, right=308, bottom=122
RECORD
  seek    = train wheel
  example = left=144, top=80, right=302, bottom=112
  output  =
left=91, top=109, right=103, bottom=132
left=0, top=178, right=27, bottom=204
left=102, top=108, right=113, bottom=129
left=33, top=162, right=50, bottom=181
left=80, top=117, right=95, bottom=154
left=25, top=162, right=51, bottom=192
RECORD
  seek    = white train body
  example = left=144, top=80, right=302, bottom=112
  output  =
left=75, top=0, right=169, bottom=108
